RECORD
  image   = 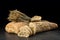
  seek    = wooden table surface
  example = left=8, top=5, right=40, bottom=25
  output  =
left=0, top=29, right=60, bottom=40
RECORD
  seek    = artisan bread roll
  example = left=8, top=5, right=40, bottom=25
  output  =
left=31, top=16, right=42, bottom=22
left=5, top=22, right=15, bottom=33
left=5, top=22, right=27, bottom=34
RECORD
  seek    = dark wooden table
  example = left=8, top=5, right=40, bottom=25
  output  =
left=0, top=29, right=60, bottom=40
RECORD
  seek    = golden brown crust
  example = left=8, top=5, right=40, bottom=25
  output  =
left=31, top=16, right=42, bottom=22
left=18, top=25, right=31, bottom=37
left=5, top=22, right=28, bottom=34
left=5, top=10, right=58, bottom=37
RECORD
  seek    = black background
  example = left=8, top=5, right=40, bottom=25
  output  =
left=0, top=0, right=60, bottom=31
left=0, top=0, right=60, bottom=40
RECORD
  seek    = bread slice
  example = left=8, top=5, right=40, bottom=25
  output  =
left=18, top=25, right=31, bottom=37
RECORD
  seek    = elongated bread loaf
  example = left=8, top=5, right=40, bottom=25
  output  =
left=17, top=21, right=58, bottom=37
left=29, top=21, right=58, bottom=34
left=5, top=21, right=58, bottom=37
